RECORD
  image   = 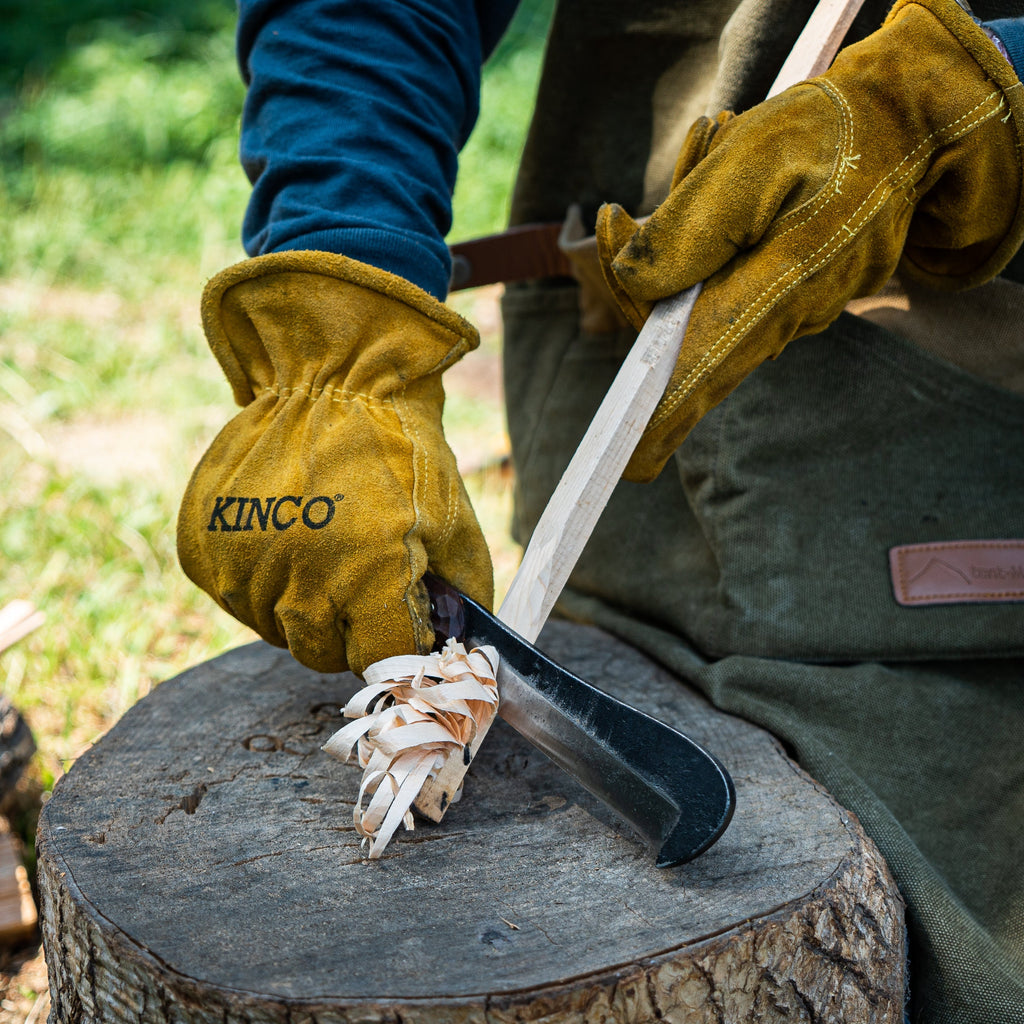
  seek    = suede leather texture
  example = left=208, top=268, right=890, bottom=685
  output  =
left=596, top=0, right=1024, bottom=483
left=178, top=251, right=493, bottom=675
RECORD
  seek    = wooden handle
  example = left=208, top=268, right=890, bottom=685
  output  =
left=770, top=0, right=866, bottom=97
left=498, top=285, right=702, bottom=642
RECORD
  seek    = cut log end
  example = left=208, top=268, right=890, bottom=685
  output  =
left=37, top=626, right=906, bottom=1024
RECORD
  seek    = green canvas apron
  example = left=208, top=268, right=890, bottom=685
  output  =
left=502, top=2, right=1024, bottom=1022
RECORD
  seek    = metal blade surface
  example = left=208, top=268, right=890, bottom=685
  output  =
left=459, top=594, right=735, bottom=867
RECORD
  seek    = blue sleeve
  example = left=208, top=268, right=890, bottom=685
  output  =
left=984, top=18, right=1024, bottom=77
left=237, top=0, right=518, bottom=300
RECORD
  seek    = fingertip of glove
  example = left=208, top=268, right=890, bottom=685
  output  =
left=672, top=116, right=715, bottom=189
left=457, top=571, right=495, bottom=615
left=293, top=641, right=351, bottom=677
left=595, top=204, right=640, bottom=260
left=623, top=447, right=670, bottom=485
left=595, top=205, right=651, bottom=331
left=671, top=111, right=735, bottom=189
left=421, top=558, right=495, bottom=618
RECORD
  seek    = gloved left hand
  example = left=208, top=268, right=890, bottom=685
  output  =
left=597, top=0, right=1024, bottom=482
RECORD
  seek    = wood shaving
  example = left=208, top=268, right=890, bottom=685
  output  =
left=322, top=639, right=498, bottom=858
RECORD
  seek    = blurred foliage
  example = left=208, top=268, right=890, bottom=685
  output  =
left=0, top=0, right=236, bottom=92
left=1, top=28, right=243, bottom=173
left=451, top=0, right=555, bottom=240
left=0, top=0, right=554, bottom=283
left=0, top=1, right=247, bottom=288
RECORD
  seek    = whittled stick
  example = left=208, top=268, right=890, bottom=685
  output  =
left=410, top=0, right=870, bottom=825
left=771, top=0, right=866, bottom=96
left=498, top=286, right=703, bottom=643
left=413, top=288, right=701, bottom=821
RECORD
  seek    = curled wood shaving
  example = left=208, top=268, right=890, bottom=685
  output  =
left=322, top=639, right=498, bottom=859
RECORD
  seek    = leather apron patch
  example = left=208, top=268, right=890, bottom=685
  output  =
left=890, top=541, right=1024, bottom=606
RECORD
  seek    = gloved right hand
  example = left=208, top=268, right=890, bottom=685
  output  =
left=177, top=251, right=494, bottom=676
left=597, top=0, right=1024, bottom=483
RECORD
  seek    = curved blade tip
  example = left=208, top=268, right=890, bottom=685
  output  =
left=654, top=770, right=737, bottom=869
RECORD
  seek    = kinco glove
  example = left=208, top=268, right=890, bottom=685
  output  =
left=177, top=251, right=493, bottom=676
left=597, top=0, right=1024, bottom=482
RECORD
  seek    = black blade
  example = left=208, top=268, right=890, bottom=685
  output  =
left=448, top=590, right=735, bottom=867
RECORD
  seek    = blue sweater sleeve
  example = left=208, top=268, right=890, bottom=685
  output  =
left=237, top=0, right=518, bottom=299
left=984, top=18, right=1024, bottom=77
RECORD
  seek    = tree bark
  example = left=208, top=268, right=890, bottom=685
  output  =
left=0, top=695, right=35, bottom=800
left=38, top=622, right=906, bottom=1023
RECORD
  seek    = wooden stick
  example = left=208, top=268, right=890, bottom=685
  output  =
left=498, top=284, right=702, bottom=642
left=415, top=0, right=868, bottom=822
left=771, top=0, right=866, bottom=97
left=0, top=600, right=44, bottom=656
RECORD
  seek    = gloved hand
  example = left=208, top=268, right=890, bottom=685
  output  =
left=597, top=0, right=1024, bottom=482
left=177, top=251, right=493, bottom=676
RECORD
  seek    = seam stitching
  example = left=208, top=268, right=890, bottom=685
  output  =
left=256, top=382, right=391, bottom=405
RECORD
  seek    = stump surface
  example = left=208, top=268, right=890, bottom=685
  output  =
left=39, top=622, right=906, bottom=1023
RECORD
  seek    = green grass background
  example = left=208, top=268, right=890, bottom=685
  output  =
left=0, top=0, right=553, bottom=795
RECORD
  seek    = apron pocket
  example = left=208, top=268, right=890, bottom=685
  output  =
left=676, top=312, right=1024, bottom=661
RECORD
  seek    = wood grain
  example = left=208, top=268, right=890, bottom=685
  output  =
left=497, top=286, right=702, bottom=643
left=39, top=624, right=905, bottom=1023
left=770, top=0, right=867, bottom=96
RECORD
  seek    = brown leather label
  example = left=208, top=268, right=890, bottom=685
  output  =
left=890, top=541, right=1024, bottom=607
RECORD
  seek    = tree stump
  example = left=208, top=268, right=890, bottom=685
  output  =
left=38, top=622, right=906, bottom=1024
left=0, top=695, right=35, bottom=799
left=0, top=695, right=38, bottom=946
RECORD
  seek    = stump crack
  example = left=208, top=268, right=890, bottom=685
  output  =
left=523, top=917, right=559, bottom=947
left=154, top=782, right=207, bottom=824
left=797, top=931, right=887, bottom=1007
left=617, top=899, right=657, bottom=929
left=694, top=959, right=726, bottom=1024
left=779, top=968, right=823, bottom=1024
left=644, top=970, right=667, bottom=1019
left=399, top=830, right=466, bottom=847
left=220, top=843, right=365, bottom=868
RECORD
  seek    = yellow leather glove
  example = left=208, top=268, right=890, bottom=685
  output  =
left=177, top=251, right=493, bottom=675
left=597, top=0, right=1024, bottom=482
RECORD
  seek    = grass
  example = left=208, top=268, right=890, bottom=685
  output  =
left=0, top=0, right=554, bottom=807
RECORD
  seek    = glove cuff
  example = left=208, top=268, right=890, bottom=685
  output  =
left=202, top=251, right=480, bottom=406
